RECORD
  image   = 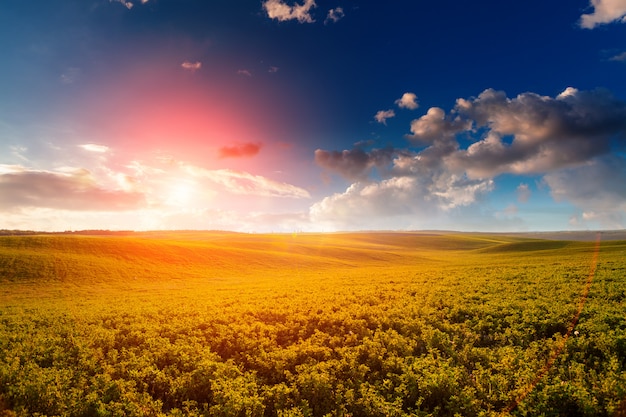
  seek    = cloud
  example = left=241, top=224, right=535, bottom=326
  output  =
left=109, top=0, right=149, bottom=9
left=610, top=51, right=626, bottom=61
left=79, top=144, right=110, bottom=153
left=516, top=183, right=531, bottom=203
left=269, top=66, right=280, bottom=73
left=450, top=87, right=626, bottom=178
left=406, top=107, right=470, bottom=145
left=237, top=69, right=253, bottom=77
left=219, top=142, right=262, bottom=158
left=314, top=148, right=395, bottom=181
left=543, top=155, right=626, bottom=228
left=580, top=0, right=626, bottom=28
left=325, top=7, right=345, bottom=24
left=0, top=165, right=145, bottom=211
left=314, top=87, right=626, bottom=230
left=181, top=61, right=202, bottom=72
left=395, top=92, right=419, bottom=110
left=110, top=0, right=134, bottom=9
left=310, top=173, right=493, bottom=228
left=312, top=143, right=493, bottom=226
left=374, top=109, right=395, bottom=125
left=263, top=0, right=317, bottom=23
left=310, top=178, right=421, bottom=227
left=181, top=164, right=310, bottom=199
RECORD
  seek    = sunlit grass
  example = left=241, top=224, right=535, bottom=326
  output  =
left=0, top=232, right=624, bottom=416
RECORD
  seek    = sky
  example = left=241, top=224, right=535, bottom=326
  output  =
left=1, top=0, right=626, bottom=232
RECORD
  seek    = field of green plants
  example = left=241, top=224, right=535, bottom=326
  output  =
left=0, top=231, right=624, bottom=416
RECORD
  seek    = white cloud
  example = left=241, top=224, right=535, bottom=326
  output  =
left=181, top=61, right=202, bottom=72
left=407, top=107, right=469, bottom=145
left=110, top=0, right=149, bottom=9
left=374, top=109, right=395, bottom=125
left=180, top=164, right=310, bottom=199
left=610, top=51, right=626, bottom=61
left=79, top=144, right=110, bottom=153
left=325, top=7, right=345, bottom=24
left=237, top=69, right=253, bottom=77
left=0, top=165, right=145, bottom=211
left=111, top=0, right=133, bottom=9
left=9, top=146, right=29, bottom=163
left=311, top=143, right=493, bottom=229
left=314, top=87, right=626, bottom=231
left=395, top=92, right=419, bottom=110
left=310, top=179, right=420, bottom=228
left=263, top=0, right=317, bottom=23
left=580, top=0, right=626, bottom=28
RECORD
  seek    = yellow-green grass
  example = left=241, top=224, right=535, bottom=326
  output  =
left=0, top=232, right=624, bottom=416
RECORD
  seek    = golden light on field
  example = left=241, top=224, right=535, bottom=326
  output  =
left=0, top=231, right=625, bottom=415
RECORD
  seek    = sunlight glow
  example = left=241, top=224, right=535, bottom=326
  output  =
left=165, top=179, right=197, bottom=207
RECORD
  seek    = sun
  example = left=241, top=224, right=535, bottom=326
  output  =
left=165, top=179, right=197, bottom=207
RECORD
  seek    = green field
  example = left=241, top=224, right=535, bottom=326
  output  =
left=0, top=231, right=624, bottom=416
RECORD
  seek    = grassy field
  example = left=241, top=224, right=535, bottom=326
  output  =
left=0, top=231, right=624, bottom=416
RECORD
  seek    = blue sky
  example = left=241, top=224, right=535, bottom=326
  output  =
left=1, top=0, right=626, bottom=232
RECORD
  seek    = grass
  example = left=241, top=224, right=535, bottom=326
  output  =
left=0, top=231, right=624, bottom=416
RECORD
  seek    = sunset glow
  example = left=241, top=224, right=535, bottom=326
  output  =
left=1, top=0, right=626, bottom=232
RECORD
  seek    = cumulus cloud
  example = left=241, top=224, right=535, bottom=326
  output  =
left=219, top=143, right=262, bottom=158
left=263, top=0, right=317, bottom=23
left=314, top=148, right=395, bottom=181
left=314, top=87, right=626, bottom=230
left=325, top=7, right=345, bottom=24
left=374, top=109, right=395, bottom=125
left=181, top=61, right=202, bottom=72
left=180, top=164, right=310, bottom=199
left=579, top=0, right=626, bottom=28
left=310, top=172, right=493, bottom=228
left=0, top=165, right=145, bottom=211
left=310, top=178, right=419, bottom=226
left=450, top=87, right=626, bottom=178
left=406, top=107, right=470, bottom=145
left=395, top=92, right=419, bottom=110
left=312, top=142, right=493, bottom=225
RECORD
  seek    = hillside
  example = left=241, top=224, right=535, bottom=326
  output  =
left=0, top=232, right=624, bottom=416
